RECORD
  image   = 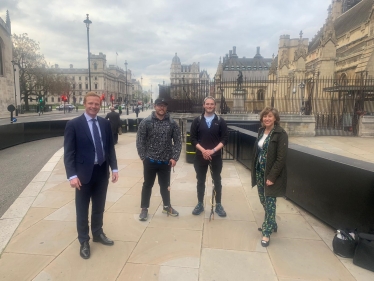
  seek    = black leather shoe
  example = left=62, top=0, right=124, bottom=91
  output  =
left=93, top=233, right=114, bottom=246
left=80, top=241, right=90, bottom=259
left=261, top=237, right=270, bottom=247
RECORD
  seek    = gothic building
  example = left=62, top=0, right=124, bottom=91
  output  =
left=0, top=11, right=19, bottom=112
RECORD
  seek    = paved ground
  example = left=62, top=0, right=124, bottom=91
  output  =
left=0, top=132, right=373, bottom=280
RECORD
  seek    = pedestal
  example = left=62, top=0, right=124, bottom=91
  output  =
left=232, top=89, right=247, bottom=112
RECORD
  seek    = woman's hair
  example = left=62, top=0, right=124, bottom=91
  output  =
left=83, top=92, right=100, bottom=104
left=259, top=106, right=280, bottom=126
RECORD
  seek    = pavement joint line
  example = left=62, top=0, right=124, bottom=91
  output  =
left=0, top=147, right=64, bottom=256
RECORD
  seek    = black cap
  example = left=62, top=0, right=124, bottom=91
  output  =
left=154, top=98, right=168, bottom=105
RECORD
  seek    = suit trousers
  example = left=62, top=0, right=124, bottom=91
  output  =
left=141, top=159, right=171, bottom=208
left=194, top=154, right=223, bottom=203
left=75, top=163, right=108, bottom=244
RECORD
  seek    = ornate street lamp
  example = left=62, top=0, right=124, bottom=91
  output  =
left=141, top=76, right=143, bottom=111
left=83, top=14, right=92, bottom=91
left=124, top=60, right=129, bottom=115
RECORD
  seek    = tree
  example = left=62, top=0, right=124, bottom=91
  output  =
left=12, top=33, right=70, bottom=111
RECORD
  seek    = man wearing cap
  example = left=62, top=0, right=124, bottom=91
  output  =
left=136, top=98, right=182, bottom=221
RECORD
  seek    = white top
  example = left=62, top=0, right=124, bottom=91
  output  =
left=205, top=115, right=214, bottom=128
left=258, top=133, right=268, bottom=149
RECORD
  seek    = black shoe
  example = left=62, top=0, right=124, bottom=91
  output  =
left=258, top=226, right=278, bottom=233
left=80, top=241, right=90, bottom=259
left=162, top=206, right=179, bottom=217
left=139, top=208, right=148, bottom=221
left=93, top=233, right=114, bottom=246
left=215, top=203, right=227, bottom=217
left=192, top=202, right=204, bottom=215
left=261, top=237, right=270, bottom=247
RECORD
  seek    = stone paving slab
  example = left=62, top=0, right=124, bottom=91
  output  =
left=0, top=133, right=373, bottom=280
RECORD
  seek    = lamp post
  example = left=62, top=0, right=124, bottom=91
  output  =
left=83, top=14, right=92, bottom=91
left=11, top=61, right=18, bottom=116
left=125, top=60, right=129, bottom=115
left=141, top=76, right=143, bottom=111
left=299, top=82, right=305, bottom=115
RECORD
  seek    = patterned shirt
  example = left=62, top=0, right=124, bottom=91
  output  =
left=136, top=112, right=182, bottom=162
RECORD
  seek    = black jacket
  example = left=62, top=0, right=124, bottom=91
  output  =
left=190, top=114, right=228, bottom=156
left=105, top=111, right=121, bottom=134
left=251, top=125, right=288, bottom=197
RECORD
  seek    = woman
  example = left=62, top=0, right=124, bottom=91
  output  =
left=251, top=107, right=288, bottom=247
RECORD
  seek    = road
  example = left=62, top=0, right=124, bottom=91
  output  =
left=0, top=136, right=64, bottom=217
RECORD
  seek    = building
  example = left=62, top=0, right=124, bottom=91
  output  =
left=45, top=52, right=135, bottom=106
left=0, top=11, right=19, bottom=113
left=214, top=46, right=273, bottom=112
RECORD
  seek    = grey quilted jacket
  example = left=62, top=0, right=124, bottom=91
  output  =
left=251, top=125, right=288, bottom=197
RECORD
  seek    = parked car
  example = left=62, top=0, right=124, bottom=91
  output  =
left=56, top=104, right=75, bottom=111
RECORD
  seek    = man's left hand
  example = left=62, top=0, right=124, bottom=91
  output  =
left=266, top=179, right=274, bottom=186
left=169, top=159, right=177, bottom=167
left=112, top=172, right=119, bottom=183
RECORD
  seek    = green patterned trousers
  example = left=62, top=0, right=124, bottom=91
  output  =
left=256, top=163, right=277, bottom=238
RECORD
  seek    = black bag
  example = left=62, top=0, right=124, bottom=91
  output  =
left=353, top=233, right=374, bottom=272
left=332, top=229, right=357, bottom=258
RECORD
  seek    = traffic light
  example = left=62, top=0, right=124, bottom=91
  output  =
left=110, top=94, right=114, bottom=102
left=39, top=96, right=43, bottom=103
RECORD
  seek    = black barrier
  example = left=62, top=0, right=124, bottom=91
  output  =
left=0, top=120, right=69, bottom=150
left=120, top=119, right=128, bottom=133
left=185, top=133, right=195, bottom=163
left=229, top=125, right=374, bottom=232
left=127, top=118, right=143, bottom=132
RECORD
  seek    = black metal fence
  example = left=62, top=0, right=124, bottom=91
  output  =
left=160, top=76, right=374, bottom=135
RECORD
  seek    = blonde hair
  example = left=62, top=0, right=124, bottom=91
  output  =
left=259, top=106, right=280, bottom=127
left=83, top=92, right=100, bottom=104
left=203, top=96, right=216, bottom=104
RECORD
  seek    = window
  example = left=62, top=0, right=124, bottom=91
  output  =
left=95, top=84, right=98, bottom=89
left=85, top=77, right=88, bottom=81
left=58, top=98, right=61, bottom=102
left=72, top=76, right=75, bottom=80
left=79, top=76, right=81, bottom=80
left=52, top=97, right=55, bottom=102
left=94, top=76, right=97, bottom=80
left=257, top=89, right=264, bottom=101
left=45, top=97, right=48, bottom=102
left=0, top=42, right=3, bottom=75
left=94, top=62, right=98, bottom=70
left=248, top=66, right=251, bottom=70
left=79, top=84, right=82, bottom=90
left=73, top=84, right=76, bottom=89
left=85, top=84, right=88, bottom=89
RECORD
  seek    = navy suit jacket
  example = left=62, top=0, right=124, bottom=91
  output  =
left=64, top=114, right=118, bottom=184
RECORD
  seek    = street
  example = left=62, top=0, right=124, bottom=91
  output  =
left=0, top=136, right=64, bottom=217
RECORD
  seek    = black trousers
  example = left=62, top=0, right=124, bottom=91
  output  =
left=141, top=158, right=171, bottom=208
left=194, top=154, right=223, bottom=203
left=75, top=163, right=108, bottom=244
left=113, top=133, right=118, bottom=144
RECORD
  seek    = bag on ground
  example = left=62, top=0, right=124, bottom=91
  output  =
left=332, top=229, right=357, bottom=258
left=353, top=232, right=374, bottom=272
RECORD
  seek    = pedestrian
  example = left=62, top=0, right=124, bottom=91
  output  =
left=190, top=96, right=228, bottom=217
left=64, top=92, right=119, bottom=259
left=251, top=106, right=288, bottom=247
left=136, top=98, right=182, bottom=221
left=118, top=105, right=122, bottom=115
left=105, top=106, right=121, bottom=145
left=134, top=106, right=140, bottom=118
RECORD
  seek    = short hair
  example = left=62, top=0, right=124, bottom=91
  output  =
left=203, top=96, right=216, bottom=104
left=83, top=92, right=100, bottom=104
left=259, top=106, right=280, bottom=126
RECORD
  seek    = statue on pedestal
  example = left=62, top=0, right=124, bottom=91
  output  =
left=237, top=70, right=243, bottom=89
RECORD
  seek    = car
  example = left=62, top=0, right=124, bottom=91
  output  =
left=56, top=104, right=75, bottom=111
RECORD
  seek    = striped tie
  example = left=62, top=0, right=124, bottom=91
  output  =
left=91, top=119, right=104, bottom=165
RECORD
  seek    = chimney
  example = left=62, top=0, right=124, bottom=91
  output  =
left=55, top=64, right=59, bottom=68
left=233, top=46, right=236, bottom=55
left=70, top=64, right=73, bottom=69
left=256, top=47, right=260, bottom=55
left=229, top=50, right=232, bottom=57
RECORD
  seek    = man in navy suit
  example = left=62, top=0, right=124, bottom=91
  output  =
left=64, top=92, right=119, bottom=259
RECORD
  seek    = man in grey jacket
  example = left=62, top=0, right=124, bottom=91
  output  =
left=136, top=98, right=182, bottom=221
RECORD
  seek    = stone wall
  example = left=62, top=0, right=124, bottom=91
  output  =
left=358, top=115, right=374, bottom=137
left=0, top=20, right=15, bottom=112
left=279, top=115, right=316, bottom=137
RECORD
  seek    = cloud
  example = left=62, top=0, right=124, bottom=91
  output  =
left=1, top=0, right=330, bottom=92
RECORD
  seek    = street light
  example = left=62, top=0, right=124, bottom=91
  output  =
left=141, top=76, right=143, bottom=111
left=10, top=61, right=18, bottom=116
left=124, top=60, right=129, bottom=115
left=83, top=14, right=92, bottom=91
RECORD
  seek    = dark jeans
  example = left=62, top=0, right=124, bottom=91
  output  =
left=75, top=163, right=108, bottom=244
left=141, top=158, right=171, bottom=208
left=194, top=154, right=223, bottom=203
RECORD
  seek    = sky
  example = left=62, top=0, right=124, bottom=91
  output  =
left=1, top=0, right=331, bottom=96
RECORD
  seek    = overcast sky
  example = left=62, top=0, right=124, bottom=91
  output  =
left=1, top=0, right=331, bottom=95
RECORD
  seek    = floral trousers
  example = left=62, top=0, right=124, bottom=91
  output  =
left=256, top=162, right=277, bottom=238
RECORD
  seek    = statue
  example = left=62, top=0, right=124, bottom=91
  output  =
left=237, top=70, right=243, bottom=89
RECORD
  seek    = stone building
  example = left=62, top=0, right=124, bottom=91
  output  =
left=214, top=46, right=273, bottom=112
left=46, top=52, right=134, bottom=106
left=0, top=11, right=19, bottom=113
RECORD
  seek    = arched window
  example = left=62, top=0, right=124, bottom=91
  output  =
left=257, top=89, right=264, bottom=101
left=340, top=73, right=348, bottom=86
